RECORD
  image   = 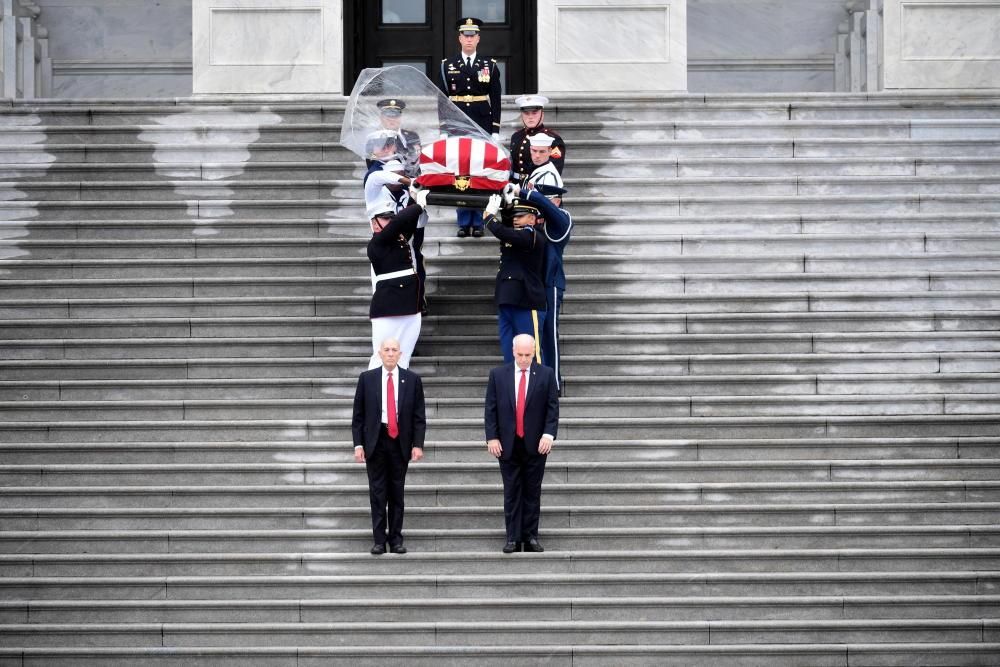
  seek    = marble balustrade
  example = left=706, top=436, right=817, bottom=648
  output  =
left=0, top=0, right=51, bottom=98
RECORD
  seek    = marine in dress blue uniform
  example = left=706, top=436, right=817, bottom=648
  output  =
left=509, top=95, right=566, bottom=183
left=438, top=17, right=502, bottom=238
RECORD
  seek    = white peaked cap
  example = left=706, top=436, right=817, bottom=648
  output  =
left=366, top=193, right=396, bottom=220
left=515, top=94, right=549, bottom=109
left=528, top=134, right=555, bottom=148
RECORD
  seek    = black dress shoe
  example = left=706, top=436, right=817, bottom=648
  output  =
left=471, top=226, right=484, bottom=238
left=502, top=541, right=518, bottom=554
left=456, top=227, right=470, bottom=238
left=524, top=538, right=544, bottom=553
left=389, top=544, right=407, bottom=554
left=370, top=544, right=386, bottom=555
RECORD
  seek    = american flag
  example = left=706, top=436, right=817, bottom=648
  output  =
left=415, top=137, right=511, bottom=191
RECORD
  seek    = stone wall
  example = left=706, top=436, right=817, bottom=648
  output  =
left=688, top=0, right=845, bottom=92
left=35, top=0, right=191, bottom=98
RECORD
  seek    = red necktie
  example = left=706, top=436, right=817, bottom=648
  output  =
left=516, top=369, right=527, bottom=438
left=386, top=371, right=399, bottom=439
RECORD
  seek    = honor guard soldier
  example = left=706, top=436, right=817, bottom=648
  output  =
left=483, top=193, right=548, bottom=364
left=376, top=98, right=422, bottom=179
left=510, top=95, right=565, bottom=183
left=440, top=17, right=503, bottom=238
left=440, top=17, right=502, bottom=139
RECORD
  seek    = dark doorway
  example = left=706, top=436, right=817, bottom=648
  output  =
left=344, top=0, right=536, bottom=95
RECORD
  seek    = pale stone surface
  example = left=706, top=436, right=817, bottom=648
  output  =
left=192, top=0, right=343, bottom=95
left=884, top=0, right=1000, bottom=89
left=538, top=0, right=688, bottom=92
left=35, top=0, right=192, bottom=97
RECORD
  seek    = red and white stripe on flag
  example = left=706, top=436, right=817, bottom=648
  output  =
left=415, top=137, right=510, bottom=191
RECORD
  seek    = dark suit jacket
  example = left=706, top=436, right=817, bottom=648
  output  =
left=484, top=361, right=559, bottom=460
left=352, top=366, right=426, bottom=459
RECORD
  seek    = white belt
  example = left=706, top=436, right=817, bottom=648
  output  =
left=374, top=268, right=415, bottom=283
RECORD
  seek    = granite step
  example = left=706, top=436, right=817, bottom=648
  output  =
left=0, top=311, right=995, bottom=339
left=5, top=174, right=1000, bottom=201
left=22, top=352, right=1000, bottom=381
left=9, top=212, right=1000, bottom=241
left=2, top=459, right=999, bottom=488
left=2, top=642, right=999, bottom=667
left=2, top=436, right=997, bottom=465
left=3, top=331, right=996, bottom=362
left=0, top=617, right=994, bottom=648
left=3, top=478, right=997, bottom=508
left=4, top=117, right=998, bottom=145
left=2, top=412, right=1000, bottom=442
left=2, top=501, right=997, bottom=532
left=1, top=372, right=998, bottom=402
left=3, top=192, right=1000, bottom=221
left=5, top=231, right=1000, bottom=259
left=1, top=593, right=997, bottom=624
left=0, top=387, right=996, bottom=421
left=6, top=156, right=1000, bottom=184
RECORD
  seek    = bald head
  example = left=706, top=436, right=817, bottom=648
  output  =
left=512, top=334, right=535, bottom=370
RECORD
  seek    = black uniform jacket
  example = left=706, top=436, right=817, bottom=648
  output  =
left=509, top=125, right=566, bottom=181
left=486, top=215, right=547, bottom=310
left=368, top=204, right=423, bottom=319
left=438, top=54, right=502, bottom=134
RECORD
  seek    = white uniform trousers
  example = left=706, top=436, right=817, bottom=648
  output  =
left=369, top=313, right=422, bottom=370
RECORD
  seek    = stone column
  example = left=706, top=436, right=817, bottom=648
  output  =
left=192, top=0, right=343, bottom=95
left=537, top=0, right=687, bottom=93
left=883, top=0, right=1000, bottom=89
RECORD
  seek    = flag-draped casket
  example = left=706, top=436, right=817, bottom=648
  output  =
left=415, top=137, right=511, bottom=192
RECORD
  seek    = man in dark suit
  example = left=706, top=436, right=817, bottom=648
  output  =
left=352, top=337, right=426, bottom=555
left=484, top=334, right=560, bottom=553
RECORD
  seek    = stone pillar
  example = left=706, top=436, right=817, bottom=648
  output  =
left=883, top=0, right=1000, bottom=89
left=192, top=0, right=343, bottom=95
left=537, top=0, right=687, bottom=93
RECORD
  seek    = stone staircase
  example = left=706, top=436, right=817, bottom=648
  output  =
left=0, top=92, right=999, bottom=665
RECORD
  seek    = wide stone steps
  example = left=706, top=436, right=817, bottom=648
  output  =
left=2, top=93, right=998, bottom=662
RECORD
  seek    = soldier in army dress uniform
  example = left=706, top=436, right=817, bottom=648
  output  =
left=438, top=17, right=503, bottom=238
left=376, top=98, right=422, bottom=179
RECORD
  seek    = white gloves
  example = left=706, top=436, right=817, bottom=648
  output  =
left=409, top=186, right=429, bottom=208
left=491, top=132, right=500, bottom=142
left=502, top=182, right=519, bottom=206
left=485, top=193, right=503, bottom=217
